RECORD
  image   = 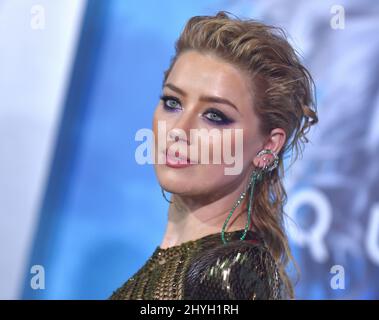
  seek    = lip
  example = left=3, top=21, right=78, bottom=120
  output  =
left=164, top=149, right=197, bottom=168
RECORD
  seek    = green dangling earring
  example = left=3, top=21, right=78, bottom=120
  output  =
left=221, top=169, right=263, bottom=244
left=221, top=149, right=279, bottom=245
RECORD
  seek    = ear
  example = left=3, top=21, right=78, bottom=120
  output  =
left=253, top=128, right=286, bottom=168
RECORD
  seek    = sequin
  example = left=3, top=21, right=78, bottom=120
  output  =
left=109, top=229, right=283, bottom=300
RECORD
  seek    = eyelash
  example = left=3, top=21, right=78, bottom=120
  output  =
left=159, top=95, right=234, bottom=125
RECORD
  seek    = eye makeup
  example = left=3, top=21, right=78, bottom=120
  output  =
left=159, top=94, right=235, bottom=126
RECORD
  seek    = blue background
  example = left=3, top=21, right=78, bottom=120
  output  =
left=19, top=0, right=379, bottom=299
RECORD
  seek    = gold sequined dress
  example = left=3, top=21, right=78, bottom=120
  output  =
left=109, top=229, right=283, bottom=300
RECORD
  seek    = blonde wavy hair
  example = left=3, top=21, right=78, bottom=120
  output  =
left=162, top=11, right=318, bottom=299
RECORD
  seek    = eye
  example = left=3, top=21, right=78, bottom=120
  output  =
left=159, top=95, right=181, bottom=111
left=159, top=95, right=234, bottom=126
left=203, top=108, right=234, bottom=125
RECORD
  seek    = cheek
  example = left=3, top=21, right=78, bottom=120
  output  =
left=153, top=105, right=174, bottom=144
left=218, top=128, right=249, bottom=165
left=153, top=105, right=172, bottom=164
left=152, top=106, right=160, bottom=150
left=153, top=104, right=179, bottom=126
left=152, top=104, right=164, bottom=132
left=243, top=128, right=262, bottom=165
left=152, top=104, right=160, bottom=130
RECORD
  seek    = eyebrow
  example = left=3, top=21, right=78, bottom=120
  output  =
left=163, top=82, right=240, bottom=113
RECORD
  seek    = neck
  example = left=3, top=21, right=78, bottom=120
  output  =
left=159, top=183, right=250, bottom=249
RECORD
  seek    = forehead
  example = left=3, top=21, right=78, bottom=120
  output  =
left=166, top=50, right=253, bottom=107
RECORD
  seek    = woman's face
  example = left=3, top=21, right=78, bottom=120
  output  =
left=153, top=50, right=266, bottom=200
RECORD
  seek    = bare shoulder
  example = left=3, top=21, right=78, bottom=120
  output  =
left=184, top=240, right=283, bottom=300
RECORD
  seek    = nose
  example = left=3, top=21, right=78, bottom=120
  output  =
left=168, top=111, right=195, bottom=145
left=168, top=128, right=188, bottom=144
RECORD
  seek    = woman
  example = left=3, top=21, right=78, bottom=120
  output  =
left=110, top=11, right=318, bottom=300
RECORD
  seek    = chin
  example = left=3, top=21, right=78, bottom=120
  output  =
left=156, top=168, right=194, bottom=193
left=157, top=169, right=227, bottom=200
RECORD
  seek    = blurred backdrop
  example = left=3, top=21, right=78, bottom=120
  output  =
left=0, top=0, right=378, bottom=299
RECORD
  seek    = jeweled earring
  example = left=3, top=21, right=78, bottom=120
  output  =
left=221, top=149, right=279, bottom=244
left=161, top=187, right=173, bottom=203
